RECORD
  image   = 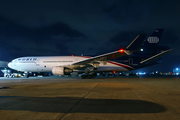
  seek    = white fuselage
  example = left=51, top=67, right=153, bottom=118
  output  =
left=8, top=56, right=133, bottom=73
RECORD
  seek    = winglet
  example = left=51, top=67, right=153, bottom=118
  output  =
left=126, top=34, right=147, bottom=50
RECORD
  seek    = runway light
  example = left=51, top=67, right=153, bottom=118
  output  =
left=71, top=55, right=74, bottom=56
left=118, top=49, right=124, bottom=53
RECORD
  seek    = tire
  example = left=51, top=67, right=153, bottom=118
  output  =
left=81, top=75, right=87, bottom=79
left=87, top=75, right=92, bottom=79
left=92, top=74, right=97, bottom=78
left=6, top=75, right=9, bottom=78
left=24, top=75, right=29, bottom=78
left=11, top=75, right=15, bottom=78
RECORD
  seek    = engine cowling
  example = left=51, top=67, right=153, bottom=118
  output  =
left=52, top=66, right=73, bottom=75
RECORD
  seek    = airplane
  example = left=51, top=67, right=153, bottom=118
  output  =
left=7, top=29, right=172, bottom=79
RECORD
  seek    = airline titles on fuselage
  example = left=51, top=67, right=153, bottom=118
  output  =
left=16, top=58, right=73, bottom=63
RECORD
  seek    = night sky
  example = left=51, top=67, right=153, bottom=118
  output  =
left=0, top=0, right=180, bottom=72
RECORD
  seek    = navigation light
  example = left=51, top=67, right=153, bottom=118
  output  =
left=118, top=49, right=124, bottom=53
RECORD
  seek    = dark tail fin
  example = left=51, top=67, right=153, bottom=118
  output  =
left=142, top=29, right=164, bottom=47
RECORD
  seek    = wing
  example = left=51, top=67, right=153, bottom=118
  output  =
left=67, top=34, right=147, bottom=69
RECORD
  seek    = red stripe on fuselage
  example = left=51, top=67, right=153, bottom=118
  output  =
left=107, top=61, right=134, bottom=70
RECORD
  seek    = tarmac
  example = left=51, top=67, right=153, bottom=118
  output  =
left=0, top=76, right=180, bottom=120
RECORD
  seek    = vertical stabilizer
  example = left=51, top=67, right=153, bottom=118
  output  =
left=142, top=29, right=164, bottom=46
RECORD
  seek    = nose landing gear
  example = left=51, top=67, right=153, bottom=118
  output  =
left=24, top=72, right=30, bottom=78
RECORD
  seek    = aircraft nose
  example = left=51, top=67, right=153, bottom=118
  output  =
left=8, top=62, right=12, bottom=68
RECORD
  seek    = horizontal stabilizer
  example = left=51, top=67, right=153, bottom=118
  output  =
left=140, top=49, right=173, bottom=64
left=126, top=34, right=147, bottom=50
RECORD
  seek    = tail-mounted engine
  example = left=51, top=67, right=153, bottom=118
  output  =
left=52, top=66, right=73, bottom=75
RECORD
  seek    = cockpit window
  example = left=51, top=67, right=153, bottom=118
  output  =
left=13, top=59, right=17, bottom=63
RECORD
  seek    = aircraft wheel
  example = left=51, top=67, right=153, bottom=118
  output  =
left=11, top=75, right=15, bottom=78
left=87, top=75, right=92, bottom=79
left=6, top=75, right=10, bottom=78
left=92, top=74, right=97, bottom=78
left=24, top=74, right=29, bottom=78
left=81, top=75, right=87, bottom=79
left=24, top=72, right=30, bottom=78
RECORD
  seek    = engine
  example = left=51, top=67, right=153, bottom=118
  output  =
left=52, top=66, right=73, bottom=75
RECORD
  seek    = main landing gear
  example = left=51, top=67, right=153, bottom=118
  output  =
left=81, top=74, right=97, bottom=79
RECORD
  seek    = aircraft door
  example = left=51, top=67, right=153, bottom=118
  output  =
left=128, top=58, right=138, bottom=66
left=35, top=58, right=40, bottom=66
left=35, top=58, right=43, bottom=71
left=129, top=58, right=133, bottom=65
left=74, top=58, right=78, bottom=63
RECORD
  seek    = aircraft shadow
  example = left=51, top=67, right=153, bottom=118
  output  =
left=0, top=96, right=166, bottom=113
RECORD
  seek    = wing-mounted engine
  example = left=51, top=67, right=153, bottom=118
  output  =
left=92, top=62, right=100, bottom=68
left=52, top=66, right=73, bottom=75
